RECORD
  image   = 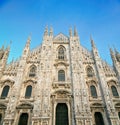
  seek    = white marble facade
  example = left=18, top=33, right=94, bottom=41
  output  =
left=0, top=27, right=120, bottom=125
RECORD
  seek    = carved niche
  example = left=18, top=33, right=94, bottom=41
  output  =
left=51, top=90, right=72, bottom=103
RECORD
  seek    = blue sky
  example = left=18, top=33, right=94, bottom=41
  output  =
left=0, top=0, right=120, bottom=64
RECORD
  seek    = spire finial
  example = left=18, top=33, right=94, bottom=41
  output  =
left=24, top=35, right=31, bottom=49
left=110, top=48, right=114, bottom=55
left=69, top=27, right=72, bottom=37
left=44, top=25, right=48, bottom=36
left=90, top=35, right=96, bottom=48
left=114, top=47, right=119, bottom=55
left=1, top=44, right=4, bottom=50
left=90, top=34, right=93, bottom=41
left=1, top=41, right=6, bottom=50
left=50, top=26, right=53, bottom=36
left=74, top=26, right=78, bottom=37
left=28, top=33, right=32, bottom=41
left=7, top=40, right=12, bottom=51
left=27, top=36, right=31, bottom=45
left=109, top=47, right=117, bottom=62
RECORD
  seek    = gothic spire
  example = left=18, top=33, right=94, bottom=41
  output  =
left=1, top=45, right=4, bottom=50
left=90, top=35, right=96, bottom=48
left=44, top=26, right=48, bottom=36
left=25, top=35, right=31, bottom=49
left=22, top=35, right=31, bottom=57
left=110, top=48, right=114, bottom=56
left=114, top=48, right=119, bottom=55
left=69, top=27, right=72, bottom=37
left=6, top=41, right=12, bottom=51
left=74, top=26, right=78, bottom=37
left=50, top=26, right=53, bottom=36
left=109, top=47, right=117, bottom=62
left=1, top=41, right=6, bottom=50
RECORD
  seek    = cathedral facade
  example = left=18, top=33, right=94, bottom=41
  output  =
left=0, top=27, right=120, bottom=125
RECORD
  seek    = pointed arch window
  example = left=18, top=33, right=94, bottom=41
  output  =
left=1, top=85, right=10, bottom=99
left=90, top=85, right=97, bottom=98
left=58, top=47, right=65, bottom=60
left=87, top=67, right=94, bottom=77
left=29, top=65, right=36, bottom=77
left=25, top=85, right=32, bottom=98
left=111, top=85, right=119, bottom=97
left=58, top=70, right=65, bottom=81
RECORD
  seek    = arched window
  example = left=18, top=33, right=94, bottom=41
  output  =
left=94, top=112, right=105, bottom=125
left=29, top=66, right=36, bottom=77
left=111, top=85, right=119, bottom=97
left=90, top=85, right=97, bottom=98
left=25, top=85, right=32, bottom=98
left=18, top=113, right=28, bottom=125
left=58, top=70, right=65, bottom=81
left=86, top=67, right=94, bottom=77
left=118, top=112, right=120, bottom=119
left=1, top=85, right=10, bottom=98
left=58, top=47, right=65, bottom=60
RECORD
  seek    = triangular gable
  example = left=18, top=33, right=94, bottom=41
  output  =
left=54, top=33, right=69, bottom=42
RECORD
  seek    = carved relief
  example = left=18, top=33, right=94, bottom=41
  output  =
left=1, top=30, right=120, bottom=125
left=54, top=33, right=69, bottom=42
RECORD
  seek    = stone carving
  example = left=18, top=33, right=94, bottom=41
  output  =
left=54, top=33, right=68, bottom=42
left=0, top=30, right=120, bottom=125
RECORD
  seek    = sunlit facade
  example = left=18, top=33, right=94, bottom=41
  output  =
left=0, top=27, right=120, bottom=125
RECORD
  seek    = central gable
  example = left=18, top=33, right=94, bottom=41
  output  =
left=54, top=33, right=69, bottom=43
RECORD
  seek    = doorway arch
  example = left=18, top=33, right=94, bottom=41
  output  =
left=56, top=103, right=68, bottom=125
left=18, top=113, right=28, bottom=125
left=94, top=112, right=104, bottom=125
